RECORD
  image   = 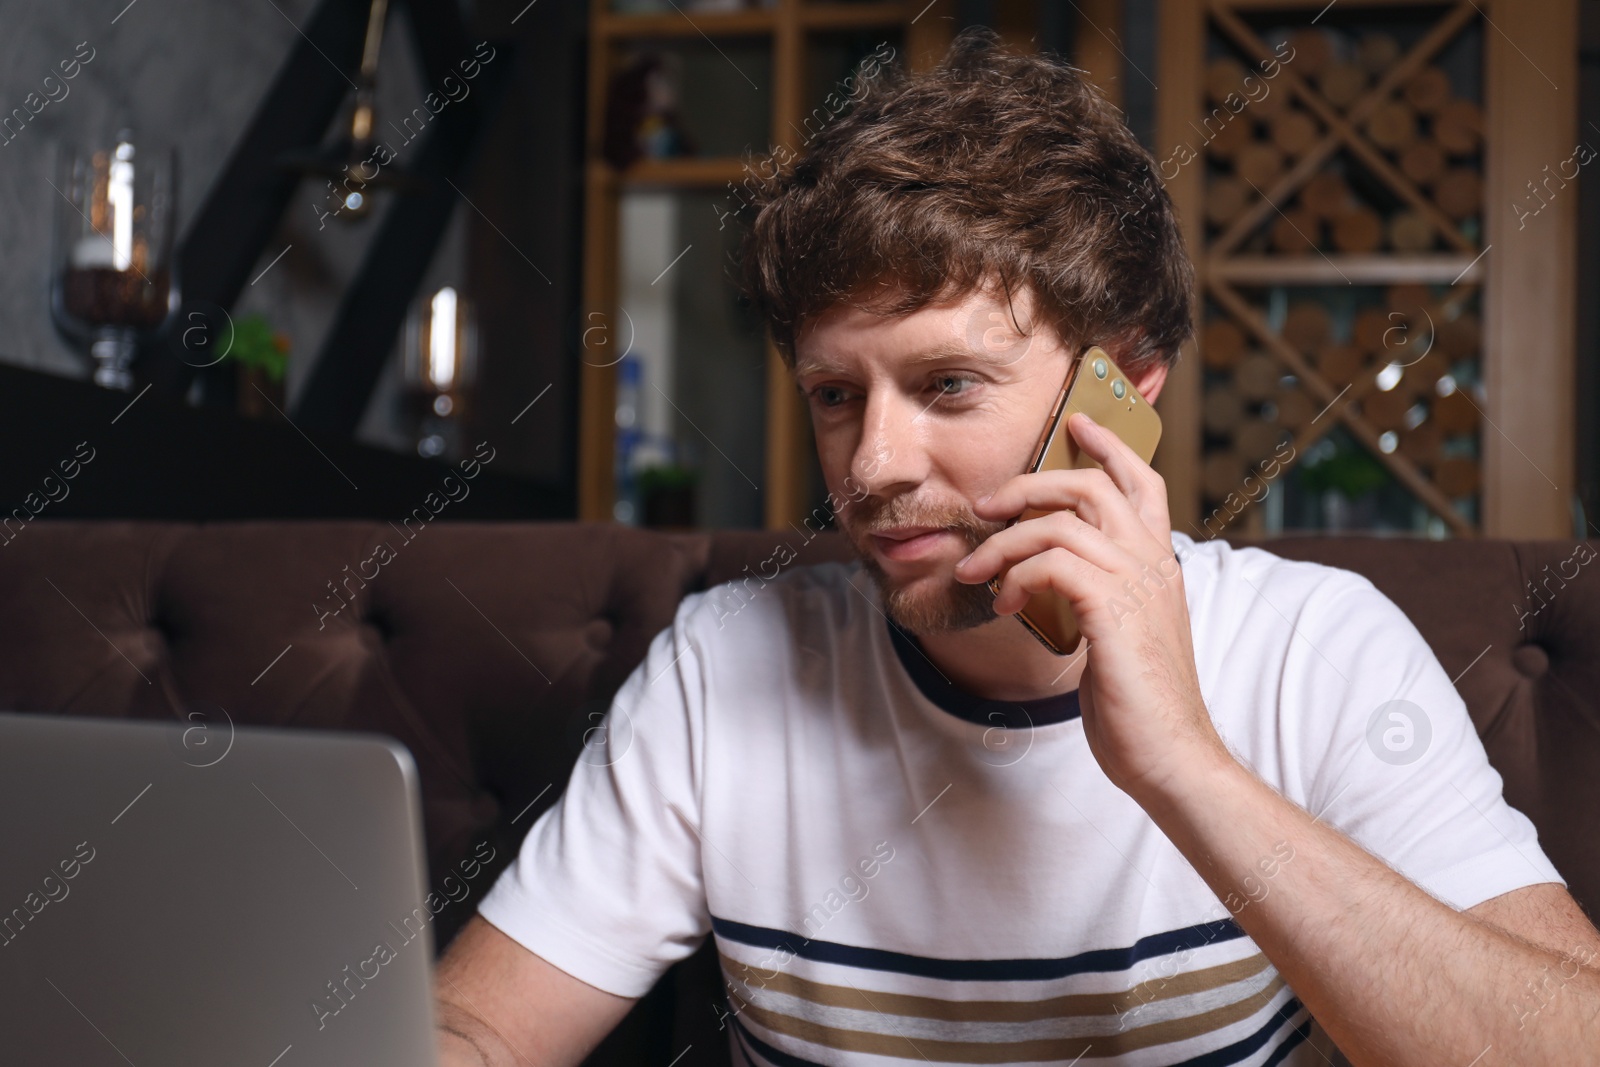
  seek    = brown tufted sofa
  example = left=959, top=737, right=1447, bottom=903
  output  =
left=1, top=521, right=1595, bottom=1065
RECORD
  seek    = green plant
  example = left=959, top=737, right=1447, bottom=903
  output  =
left=1297, top=444, right=1390, bottom=499
left=221, top=314, right=289, bottom=383
left=637, top=463, right=697, bottom=495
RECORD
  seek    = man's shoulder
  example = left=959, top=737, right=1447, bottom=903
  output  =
left=1176, top=529, right=1378, bottom=595
left=1173, top=530, right=1386, bottom=632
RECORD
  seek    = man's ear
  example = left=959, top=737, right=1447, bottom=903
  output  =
left=1130, top=361, right=1169, bottom=405
left=1093, top=337, right=1171, bottom=405
left=1097, top=344, right=1170, bottom=405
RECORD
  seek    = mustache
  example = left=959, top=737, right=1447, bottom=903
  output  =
left=842, top=494, right=1005, bottom=547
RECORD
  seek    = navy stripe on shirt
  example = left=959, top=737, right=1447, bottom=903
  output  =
left=731, top=1011, right=825, bottom=1067
left=1173, top=999, right=1311, bottom=1067
left=711, top=914, right=1247, bottom=983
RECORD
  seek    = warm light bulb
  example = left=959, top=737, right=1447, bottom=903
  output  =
left=428, top=286, right=457, bottom=390
left=109, top=140, right=135, bottom=271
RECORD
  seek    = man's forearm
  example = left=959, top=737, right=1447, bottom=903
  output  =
left=1135, top=747, right=1600, bottom=1066
left=435, top=997, right=517, bottom=1067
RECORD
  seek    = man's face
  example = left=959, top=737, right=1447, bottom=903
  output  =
left=793, top=284, right=1074, bottom=636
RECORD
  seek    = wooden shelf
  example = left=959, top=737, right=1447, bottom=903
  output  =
left=588, top=157, right=754, bottom=189
left=1205, top=254, right=1487, bottom=286
left=1214, top=0, right=1454, bottom=10
left=580, top=0, right=956, bottom=528
left=799, top=2, right=915, bottom=30
left=596, top=2, right=910, bottom=39
left=1161, top=0, right=1578, bottom=538
left=596, top=8, right=776, bottom=38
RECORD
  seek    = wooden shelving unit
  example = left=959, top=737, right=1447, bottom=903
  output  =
left=1155, top=0, right=1578, bottom=539
left=599, top=157, right=752, bottom=187
left=580, top=0, right=1578, bottom=537
left=1204, top=254, right=1484, bottom=286
left=578, top=0, right=956, bottom=527
left=593, top=2, right=920, bottom=37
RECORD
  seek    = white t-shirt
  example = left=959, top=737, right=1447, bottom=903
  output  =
left=477, top=531, right=1564, bottom=1066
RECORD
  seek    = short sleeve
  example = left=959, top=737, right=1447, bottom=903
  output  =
left=1282, top=572, right=1565, bottom=912
left=476, top=594, right=711, bottom=997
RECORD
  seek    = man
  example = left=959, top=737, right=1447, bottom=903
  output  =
left=434, top=28, right=1600, bottom=1067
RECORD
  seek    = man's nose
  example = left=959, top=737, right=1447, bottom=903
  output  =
left=849, top=389, right=928, bottom=495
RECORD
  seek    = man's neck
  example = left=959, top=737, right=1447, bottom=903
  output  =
left=912, top=615, right=1088, bottom=702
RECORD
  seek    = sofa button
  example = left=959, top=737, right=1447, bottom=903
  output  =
left=1511, top=643, right=1549, bottom=678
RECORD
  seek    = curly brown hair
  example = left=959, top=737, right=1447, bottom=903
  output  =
left=736, top=26, right=1195, bottom=376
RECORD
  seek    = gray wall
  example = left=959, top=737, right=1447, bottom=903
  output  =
left=0, top=0, right=467, bottom=454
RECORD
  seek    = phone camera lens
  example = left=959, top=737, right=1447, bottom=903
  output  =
left=1112, top=379, right=1127, bottom=399
left=1093, top=358, right=1108, bottom=379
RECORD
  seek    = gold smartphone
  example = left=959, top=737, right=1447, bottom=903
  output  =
left=986, top=345, right=1163, bottom=655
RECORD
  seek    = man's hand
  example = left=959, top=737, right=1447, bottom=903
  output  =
left=953, top=409, right=1225, bottom=800
left=959, top=409, right=1600, bottom=1067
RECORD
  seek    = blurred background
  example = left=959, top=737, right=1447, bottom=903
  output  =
left=0, top=0, right=1593, bottom=540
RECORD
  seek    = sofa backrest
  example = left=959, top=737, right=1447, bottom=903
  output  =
left=1, top=523, right=1593, bottom=936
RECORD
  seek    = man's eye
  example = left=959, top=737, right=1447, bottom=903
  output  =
left=933, top=375, right=975, bottom=397
left=810, top=385, right=852, bottom=407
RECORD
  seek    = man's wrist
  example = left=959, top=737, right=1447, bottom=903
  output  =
left=1126, top=732, right=1257, bottom=827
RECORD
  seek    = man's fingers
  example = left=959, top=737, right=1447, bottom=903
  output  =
left=975, top=415, right=1170, bottom=542
left=1064, top=411, right=1172, bottom=538
left=975, top=466, right=1144, bottom=542
left=988, top=546, right=1096, bottom=616
left=956, top=509, right=1133, bottom=585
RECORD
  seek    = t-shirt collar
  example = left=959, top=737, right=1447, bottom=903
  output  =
left=884, top=616, right=1082, bottom=729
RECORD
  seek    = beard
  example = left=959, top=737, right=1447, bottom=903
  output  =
left=838, top=491, right=1009, bottom=636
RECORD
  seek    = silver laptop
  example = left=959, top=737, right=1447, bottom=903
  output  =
left=0, top=710, right=440, bottom=1066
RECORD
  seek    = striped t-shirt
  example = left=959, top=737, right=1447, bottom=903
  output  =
left=477, top=532, right=1563, bottom=1066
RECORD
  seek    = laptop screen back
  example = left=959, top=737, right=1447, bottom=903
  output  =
left=0, top=711, right=440, bottom=1067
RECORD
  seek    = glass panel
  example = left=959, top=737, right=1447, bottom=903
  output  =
left=603, top=37, right=771, bottom=167
left=615, top=188, right=769, bottom=529
left=805, top=28, right=903, bottom=118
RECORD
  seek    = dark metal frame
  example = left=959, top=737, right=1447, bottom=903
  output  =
left=144, top=0, right=513, bottom=438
